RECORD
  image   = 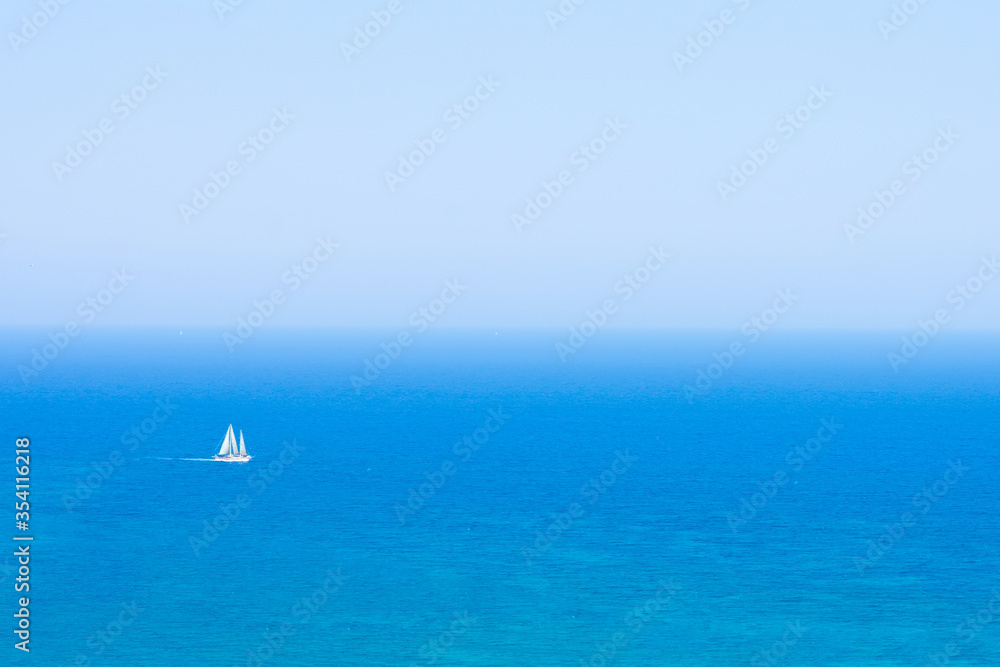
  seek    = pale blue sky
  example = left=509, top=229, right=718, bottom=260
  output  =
left=3, top=0, right=998, bottom=328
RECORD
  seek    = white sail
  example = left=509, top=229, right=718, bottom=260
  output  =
left=217, top=425, right=233, bottom=457
left=239, top=431, right=247, bottom=457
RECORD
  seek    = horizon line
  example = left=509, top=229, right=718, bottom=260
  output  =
left=1, top=325, right=999, bottom=333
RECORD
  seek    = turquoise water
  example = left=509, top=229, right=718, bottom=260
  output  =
left=2, top=328, right=999, bottom=666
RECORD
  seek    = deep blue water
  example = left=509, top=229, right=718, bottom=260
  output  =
left=2, top=328, right=999, bottom=666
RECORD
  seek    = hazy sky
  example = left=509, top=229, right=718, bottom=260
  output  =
left=3, top=0, right=998, bottom=328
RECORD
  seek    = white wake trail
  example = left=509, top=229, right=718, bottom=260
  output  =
left=140, top=457, right=219, bottom=461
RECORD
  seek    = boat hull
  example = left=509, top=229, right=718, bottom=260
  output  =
left=213, top=455, right=251, bottom=463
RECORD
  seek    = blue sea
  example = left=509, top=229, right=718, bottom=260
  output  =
left=2, top=328, right=999, bottom=666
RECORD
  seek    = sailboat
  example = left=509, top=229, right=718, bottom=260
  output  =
left=214, top=424, right=251, bottom=462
